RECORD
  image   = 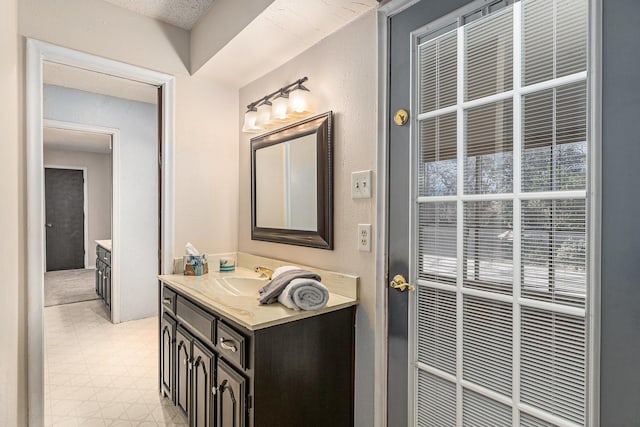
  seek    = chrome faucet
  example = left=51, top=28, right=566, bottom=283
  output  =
left=255, top=266, right=274, bottom=280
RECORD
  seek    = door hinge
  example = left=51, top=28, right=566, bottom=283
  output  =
left=246, top=395, right=252, bottom=409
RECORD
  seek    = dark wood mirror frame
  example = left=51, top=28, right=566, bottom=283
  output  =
left=251, top=111, right=333, bottom=249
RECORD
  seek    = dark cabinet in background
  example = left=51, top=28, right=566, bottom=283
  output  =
left=159, top=283, right=356, bottom=427
left=95, top=245, right=111, bottom=314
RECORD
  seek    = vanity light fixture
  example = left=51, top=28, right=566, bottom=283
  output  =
left=256, top=98, right=272, bottom=126
left=242, top=77, right=311, bottom=133
left=242, top=106, right=261, bottom=133
left=271, top=91, right=289, bottom=121
left=288, top=81, right=311, bottom=115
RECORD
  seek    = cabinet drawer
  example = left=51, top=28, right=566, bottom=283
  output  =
left=176, top=296, right=215, bottom=344
left=217, top=321, right=246, bottom=369
left=162, top=286, right=177, bottom=314
left=96, top=246, right=111, bottom=266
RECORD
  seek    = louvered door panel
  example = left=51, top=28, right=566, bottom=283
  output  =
left=417, top=287, right=456, bottom=375
left=464, top=100, right=513, bottom=194
left=522, top=82, right=587, bottom=193
left=462, top=388, right=512, bottom=426
left=465, top=8, right=513, bottom=101
left=520, top=413, right=558, bottom=427
left=463, top=295, right=513, bottom=396
left=418, top=203, right=457, bottom=283
left=419, top=114, right=457, bottom=197
left=521, top=199, right=587, bottom=306
left=463, top=201, right=513, bottom=294
left=520, top=307, right=587, bottom=425
left=419, top=31, right=457, bottom=113
left=417, top=371, right=457, bottom=427
left=523, top=0, right=588, bottom=86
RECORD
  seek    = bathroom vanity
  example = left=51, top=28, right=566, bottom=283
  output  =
left=95, top=240, right=112, bottom=314
left=158, top=256, right=358, bottom=427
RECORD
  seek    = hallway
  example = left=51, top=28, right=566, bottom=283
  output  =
left=44, top=300, right=187, bottom=426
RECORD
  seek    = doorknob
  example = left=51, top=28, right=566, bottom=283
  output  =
left=45, top=223, right=52, bottom=228
left=390, top=274, right=415, bottom=292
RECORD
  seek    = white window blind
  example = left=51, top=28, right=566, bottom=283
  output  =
left=413, top=0, right=589, bottom=425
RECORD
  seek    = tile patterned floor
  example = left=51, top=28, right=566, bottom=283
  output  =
left=44, top=300, right=188, bottom=426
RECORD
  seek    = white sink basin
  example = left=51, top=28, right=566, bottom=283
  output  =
left=215, top=276, right=267, bottom=297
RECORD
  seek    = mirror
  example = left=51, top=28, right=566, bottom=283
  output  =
left=251, top=111, right=333, bottom=249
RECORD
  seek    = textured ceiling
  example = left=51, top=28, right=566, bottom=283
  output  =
left=194, top=0, right=378, bottom=87
left=44, top=128, right=112, bottom=154
left=102, top=0, right=215, bottom=30
left=44, top=62, right=158, bottom=105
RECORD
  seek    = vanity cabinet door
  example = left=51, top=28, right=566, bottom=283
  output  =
left=192, top=339, right=215, bottom=427
left=176, top=327, right=193, bottom=417
left=95, top=261, right=100, bottom=295
left=104, top=266, right=111, bottom=311
left=216, top=359, right=246, bottom=427
left=161, top=314, right=176, bottom=402
left=96, top=259, right=103, bottom=298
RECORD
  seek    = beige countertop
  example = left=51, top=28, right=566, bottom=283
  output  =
left=95, top=239, right=112, bottom=251
left=158, top=266, right=358, bottom=331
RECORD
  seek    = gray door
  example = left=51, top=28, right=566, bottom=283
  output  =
left=388, top=0, right=590, bottom=425
left=45, top=168, right=85, bottom=271
left=388, top=3, right=472, bottom=425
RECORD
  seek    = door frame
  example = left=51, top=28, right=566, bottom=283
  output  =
left=26, top=39, right=176, bottom=427
left=375, top=0, right=603, bottom=426
left=43, top=164, right=89, bottom=269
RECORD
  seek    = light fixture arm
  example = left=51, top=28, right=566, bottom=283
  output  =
left=245, top=77, right=308, bottom=111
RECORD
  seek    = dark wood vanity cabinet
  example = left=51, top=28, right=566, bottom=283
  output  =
left=95, top=245, right=111, bottom=314
left=159, top=283, right=356, bottom=427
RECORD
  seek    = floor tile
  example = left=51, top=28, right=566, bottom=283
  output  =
left=44, top=300, right=178, bottom=426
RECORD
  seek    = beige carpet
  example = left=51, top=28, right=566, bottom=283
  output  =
left=44, top=268, right=99, bottom=307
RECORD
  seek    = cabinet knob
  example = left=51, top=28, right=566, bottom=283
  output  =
left=163, top=298, right=172, bottom=304
left=219, top=338, right=238, bottom=353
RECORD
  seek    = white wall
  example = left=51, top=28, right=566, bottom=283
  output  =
left=44, top=85, right=157, bottom=322
left=44, top=148, right=113, bottom=267
left=238, top=11, right=378, bottom=426
left=0, top=0, right=24, bottom=425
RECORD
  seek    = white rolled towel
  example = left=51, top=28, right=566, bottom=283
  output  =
left=277, top=278, right=330, bottom=311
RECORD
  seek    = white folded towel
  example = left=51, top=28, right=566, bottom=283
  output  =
left=272, top=265, right=300, bottom=278
left=277, top=278, right=330, bottom=311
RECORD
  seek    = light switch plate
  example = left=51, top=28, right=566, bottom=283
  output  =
left=358, top=224, right=372, bottom=252
left=351, top=170, right=372, bottom=199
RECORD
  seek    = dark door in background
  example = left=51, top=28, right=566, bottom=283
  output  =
left=45, top=167, right=85, bottom=271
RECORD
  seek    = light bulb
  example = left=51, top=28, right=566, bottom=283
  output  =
left=272, top=94, right=289, bottom=120
left=288, top=85, right=310, bottom=115
left=257, top=102, right=272, bottom=126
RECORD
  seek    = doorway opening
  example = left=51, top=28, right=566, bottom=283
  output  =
left=27, top=39, right=176, bottom=426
